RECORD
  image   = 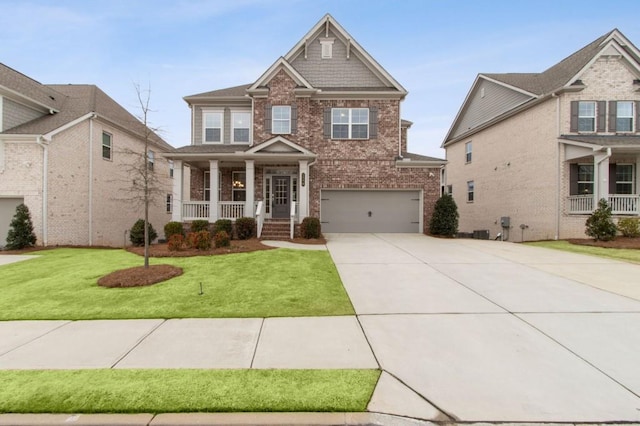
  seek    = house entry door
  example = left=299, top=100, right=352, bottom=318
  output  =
left=272, top=176, right=290, bottom=218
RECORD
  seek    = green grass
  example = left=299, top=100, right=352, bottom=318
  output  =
left=0, top=369, right=380, bottom=413
left=526, top=240, right=640, bottom=264
left=0, top=248, right=354, bottom=320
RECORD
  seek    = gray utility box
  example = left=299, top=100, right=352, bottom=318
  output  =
left=500, top=217, right=511, bottom=228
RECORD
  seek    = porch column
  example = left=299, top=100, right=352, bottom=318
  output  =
left=245, top=160, right=255, bottom=218
left=172, top=160, right=183, bottom=222
left=594, top=152, right=610, bottom=202
left=209, top=160, right=219, bottom=222
left=298, top=160, right=309, bottom=219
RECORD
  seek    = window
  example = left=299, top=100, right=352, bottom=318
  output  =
left=577, top=164, right=594, bottom=194
left=232, top=111, right=251, bottom=143
left=465, top=141, right=472, bottom=163
left=166, top=194, right=172, bottom=213
left=147, top=150, right=154, bottom=171
left=467, top=181, right=474, bottom=202
left=203, top=111, right=223, bottom=143
left=272, top=106, right=291, bottom=134
left=232, top=171, right=246, bottom=202
left=331, top=108, right=369, bottom=139
left=578, top=101, right=596, bottom=132
left=168, top=160, right=174, bottom=178
left=616, top=101, right=634, bottom=132
left=616, top=164, right=634, bottom=194
left=102, top=132, right=112, bottom=160
left=204, top=171, right=221, bottom=202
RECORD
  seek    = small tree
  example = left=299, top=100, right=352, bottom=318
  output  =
left=429, top=194, right=459, bottom=237
left=585, top=198, right=617, bottom=241
left=130, top=219, right=158, bottom=246
left=5, top=203, right=36, bottom=249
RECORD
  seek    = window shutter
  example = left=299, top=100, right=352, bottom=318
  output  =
left=609, top=163, right=617, bottom=195
left=569, top=164, right=578, bottom=195
left=570, top=101, right=578, bottom=132
left=369, top=107, right=378, bottom=139
left=264, top=104, right=272, bottom=133
left=291, top=103, right=298, bottom=134
left=323, top=108, right=331, bottom=139
left=597, top=101, right=606, bottom=132
left=636, top=101, right=640, bottom=132
left=608, top=101, right=617, bottom=133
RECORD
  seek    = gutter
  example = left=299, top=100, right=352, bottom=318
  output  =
left=88, top=116, right=94, bottom=245
left=35, top=136, right=49, bottom=246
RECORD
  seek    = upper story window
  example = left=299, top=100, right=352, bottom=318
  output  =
left=578, top=101, right=596, bottom=132
left=168, top=160, right=174, bottom=178
left=232, top=111, right=251, bottom=143
left=102, top=132, right=112, bottom=160
left=616, top=101, right=634, bottom=132
left=465, top=141, right=472, bottom=163
left=332, top=108, right=369, bottom=139
left=272, top=106, right=291, bottom=134
left=147, top=150, right=155, bottom=171
left=203, top=111, right=223, bottom=143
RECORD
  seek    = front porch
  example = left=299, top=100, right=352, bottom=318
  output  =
left=568, top=194, right=640, bottom=214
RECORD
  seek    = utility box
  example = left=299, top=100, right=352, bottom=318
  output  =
left=500, top=216, right=511, bottom=228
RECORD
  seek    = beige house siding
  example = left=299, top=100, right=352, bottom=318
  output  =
left=447, top=99, right=559, bottom=241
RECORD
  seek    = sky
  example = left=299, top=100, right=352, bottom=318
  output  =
left=2, top=0, right=639, bottom=158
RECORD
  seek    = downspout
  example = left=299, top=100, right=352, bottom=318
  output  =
left=36, top=136, right=49, bottom=246
left=88, top=115, right=95, bottom=245
left=553, top=93, right=560, bottom=240
left=398, top=102, right=402, bottom=158
left=249, top=95, right=255, bottom=147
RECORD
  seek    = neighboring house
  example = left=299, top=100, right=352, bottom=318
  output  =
left=165, top=14, right=444, bottom=237
left=442, top=29, right=640, bottom=242
left=0, top=63, right=174, bottom=247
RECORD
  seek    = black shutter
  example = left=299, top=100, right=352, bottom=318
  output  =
left=570, top=101, right=578, bottom=132
left=291, top=103, right=298, bottom=134
left=323, top=108, right=331, bottom=139
left=609, top=163, right=617, bottom=195
left=597, top=101, right=606, bottom=132
left=369, top=107, right=378, bottom=139
left=569, top=164, right=579, bottom=195
left=608, top=101, right=617, bottom=133
left=636, top=101, right=640, bottom=132
left=264, top=104, right=272, bottom=133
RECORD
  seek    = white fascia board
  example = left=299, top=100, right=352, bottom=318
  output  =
left=248, top=58, right=315, bottom=92
left=442, top=74, right=483, bottom=146
left=480, top=74, right=538, bottom=97
left=568, top=39, right=640, bottom=86
left=42, top=112, right=95, bottom=141
left=0, top=86, right=59, bottom=114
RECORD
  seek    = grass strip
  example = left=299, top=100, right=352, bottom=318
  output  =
left=0, top=369, right=380, bottom=413
left=0, top=248, right=354, bottom=320
left=526, top=240, right=640, bottom=264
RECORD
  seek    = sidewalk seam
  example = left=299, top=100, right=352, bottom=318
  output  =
left=110, top=319, right=167, bottom=369
left=0, top=320, right=72, bottom=357
left=249, top=317, right=265, bottom=368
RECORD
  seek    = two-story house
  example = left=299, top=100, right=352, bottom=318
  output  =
left=442, top=29, right=640, bottom=242
left=0, top=63, right=174, bottom=247
left=166, top=14, right=445, bottom=238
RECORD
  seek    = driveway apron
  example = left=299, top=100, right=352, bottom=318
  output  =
left=326, top=233, right=640, bottom=422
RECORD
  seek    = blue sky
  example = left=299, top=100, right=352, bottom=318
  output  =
left=2, top=0, right=639, bottom=157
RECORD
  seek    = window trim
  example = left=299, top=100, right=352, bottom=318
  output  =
left=465, top=141, right=472, bottom=163
left=147, top=150, right=155, bottom=171
left=168, top=160, right=174, bottom=178
left=331, top=108, right=369, bottom=140
left=467, top=180, right=474, bottom=203
left=578, top=101, right=596, bottom=133
left=232, top=171, right=247, bottom=202
left=616, top=101, right=634, bottom=133
left=577, top=163, right=594, bottom=195
left=102, top=131, right=112, bottom=161
left=166, top=194, right=173, bottom=214
left=202, top=109, right=224, bottom=144
left=231, top=109, right=251, bottom=144
left=271, top=106, right=291, bottom=135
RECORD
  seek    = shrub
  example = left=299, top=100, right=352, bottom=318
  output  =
left=214, top=230, right=230, bottom=248
left=167, top=234, right=185, bottom=251
left=5, top=203, right=37, bottom=250
left=300, top=217, right=321, bottom=239
left=617, top=217, right=640, bottom=238
left=585, top=198, right=617, bottom=241
left=164, top=221, right=184, bottom=239
left=195, top=230, right=212, bottom=250
left=129, top=219, right=158, bottom=247
left=235, top=217, right=256, bottom=240
left=214, top=219, right=233, bottom=238
left=429, top=194, right=459, bottom=237
left=185, top=232, right=198, bottom=249
left=190, top=220, right=210, bottom=233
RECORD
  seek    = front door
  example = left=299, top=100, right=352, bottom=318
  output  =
left=272, top=176, right=291, bottom=218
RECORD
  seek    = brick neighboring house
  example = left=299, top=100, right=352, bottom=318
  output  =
left=0, top=63, right=174, bottom=247
left=166, top=14, right=445, bottom=237
left=442, top=29, right=640, bottom=242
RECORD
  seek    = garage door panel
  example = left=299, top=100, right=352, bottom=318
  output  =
left=0, top=198, right=24, bottom=247
left=321, top=190, right=420, bottom=233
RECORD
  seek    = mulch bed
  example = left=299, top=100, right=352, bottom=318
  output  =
left=98, top=264, right=183, bottom=288
left=566, top=237, right=640, bottom=249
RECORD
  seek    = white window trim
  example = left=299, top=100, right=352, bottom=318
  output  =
left=231, top=109, right=252, bottom=144
left=102, top=131, right=112, bottom=161
left=168, top=160, right=174, bottom=178
left=320, top=38, right=335, bottom=59
left=577, top=163, right=594, bottom=195
left=615, top=163, right=634, bottom=194
left=271, top=106, right=291, bottom=135
left=202, top=109, right=224, bottom=144
left=147, top=150, right=155, bottom=171
left=331, top=108, right=369, bottom=140
left=465, top=141, right=472, bottom=163
left=578, top=101, right=596, bottom=133
left=467, top=180, right=474, bottom=203
left=616, top=101, right=634, bottom=133
left=166, top=194, right=173, bottom=213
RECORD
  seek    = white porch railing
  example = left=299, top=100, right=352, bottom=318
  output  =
left=290, top=201, right=297, bottom=239
left=182, top=201, right=245, bottom=221
left=256, top=201, right=265, bottom=238
left=219, top=202, right=244, bottom=219
left=568, top=195, right=640, bottom=215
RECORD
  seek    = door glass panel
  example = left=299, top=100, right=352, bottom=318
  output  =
left=275, top=178, right=288, bottom=205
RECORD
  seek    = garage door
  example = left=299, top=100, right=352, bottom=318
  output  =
left=321, top=190, right=421, bottom=233
left=0, top=198, right=24, bottom=247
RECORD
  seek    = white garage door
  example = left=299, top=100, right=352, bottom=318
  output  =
left=320, top=190, right=421, bottom=233
left=0, top=198, right=24, bottom=248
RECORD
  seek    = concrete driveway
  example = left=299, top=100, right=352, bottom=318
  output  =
left=326, top=233, right=640, bottom=423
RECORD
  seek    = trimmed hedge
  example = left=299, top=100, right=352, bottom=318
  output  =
left=235, top=217, right=256, bottom=240
left=214, top=219, right=233, bottom=238
left=214, top=230, right=230, bottom=248
left=164, top=221, right=184, bottom=239
left=190, top=220, right=210, bottom=233
left=129, top=219, right=158, bottom=247
left=300, top=217, right=321, bottom=239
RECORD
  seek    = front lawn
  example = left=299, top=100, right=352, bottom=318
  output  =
left=0, top=369, right=379, bottom=413
left=0, top=248, right=354, bottom=320
left=526, top=240, right=640, bottom=264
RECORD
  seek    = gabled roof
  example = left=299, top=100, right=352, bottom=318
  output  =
left=443, top=29, right=640, bottom=146
left=245, top=136, right=315, bottom=156
left=248, top=58, right=315, bottom=93
left=0, top=63, right=63, bottom=112
left=184, top=84, right=251, bottom=103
